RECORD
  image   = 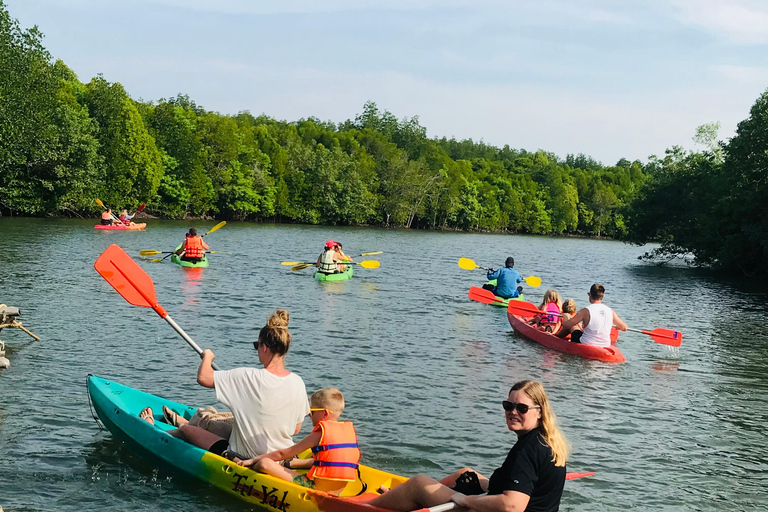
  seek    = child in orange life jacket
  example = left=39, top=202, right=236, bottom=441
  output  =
left=237, top=387, right=361, bottom=496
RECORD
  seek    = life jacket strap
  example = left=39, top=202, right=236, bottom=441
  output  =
left=312, top=461, right=359, bottom=468
left=312, top=442, right=359, bottom=453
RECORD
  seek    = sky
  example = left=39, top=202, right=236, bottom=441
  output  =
left=6, top=0, right=768, bottom=164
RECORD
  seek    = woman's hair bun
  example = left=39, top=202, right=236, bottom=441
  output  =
left=266, top=309, right=289, bottom=329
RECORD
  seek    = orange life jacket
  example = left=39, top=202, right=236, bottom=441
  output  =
left=101, top=211, right=111, bottom=220
left=307, top=420, right=360, bottom=482
left=184, top=236, right=204, bottom=258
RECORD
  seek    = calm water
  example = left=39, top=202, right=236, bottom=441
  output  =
left=1, top=218, right=767, bottom=511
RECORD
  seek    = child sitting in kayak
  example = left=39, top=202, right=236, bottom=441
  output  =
left=527, top=289, right=562, bottom=333
left=237, top=387, right=361, bottom=496
left=558, top=299, right=581, bottom=338
left=334, top=243, right=352, bottom=272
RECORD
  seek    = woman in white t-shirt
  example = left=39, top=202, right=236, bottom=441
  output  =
left=140, top=309, right=310, bottom=459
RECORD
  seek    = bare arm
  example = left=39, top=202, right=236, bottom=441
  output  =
left=452, top=489, right=530, bottom=512
left=238, top=431, right=321, bottom=467
left=612, top=311, right=628, bottom=331
left=561, top=308, right=589, bottom=331
left=197, top=349, right=215, bottom=388
left=294, top=422, right=303, bottom=435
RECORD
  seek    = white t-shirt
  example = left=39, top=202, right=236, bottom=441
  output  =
left=213, top=367, right=310, bottom=457
left=580, top=303, right=614, bottom=348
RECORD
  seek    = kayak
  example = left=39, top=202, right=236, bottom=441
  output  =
left=314, top=266, right=353, bottom=281
left=469, top=286, right=524, bottom=307
left=507, top=313, right=626, bottom=363
left=171, top=244, right=209, bottom=268
left=94, top=223, right=147, bottom=231
left=86, top=375, right=407, bottom=511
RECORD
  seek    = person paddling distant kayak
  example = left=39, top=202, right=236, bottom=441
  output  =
left=175, top=228, right=209, bottom=263
left=316, top=240, right=341, bottom=274
left=483, top=257, right=523, bottom=299
left=557, top=283, right=627, bottom=345
left=100, top=209, right=116, bottom=225
left=119, top=209, right=134, bottom=226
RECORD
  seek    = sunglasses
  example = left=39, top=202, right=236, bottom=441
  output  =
left=502, top=401, right=540, bottom=415
left=310, top=407, right=333, bottom=414
left=253, top=341, right=260, bottom=350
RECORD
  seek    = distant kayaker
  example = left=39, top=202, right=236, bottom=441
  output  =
left=138, top=309, right=310, bottom=460
left=175, top=228, right=209, bottom=263
left=316, top=240, right=340, bottom=274
left=557, top=284, right=627, bottom=345
left=118, top=209, right=134, bottom=226
left=100, top=209, right=115, bottom=226
left=367, top=380, right=568, bottom=512
left=483, top=257, right=523, bottom=299
left=237, top=387, right=360, bottom=496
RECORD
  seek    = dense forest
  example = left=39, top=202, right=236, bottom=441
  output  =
left=1, top=2, right=767, bottom=276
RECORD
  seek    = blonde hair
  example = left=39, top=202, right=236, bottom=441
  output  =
left=562, top=299, right=576, bottom=315
left=310, top=387, right=345, bottom=414
left=258, top=309, right=291, bottom=356
left=538, top=289, right=562, bottom=310
left=510, top=380, right=570, bottom=466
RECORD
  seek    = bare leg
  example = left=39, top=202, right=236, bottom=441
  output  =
left=139, top=407, right=155, bottom=425
left=253, top=458, right=297, bottom=482
left=173, top=424, right=227, bottom=450
left=367, top=475, right=457, bottom=511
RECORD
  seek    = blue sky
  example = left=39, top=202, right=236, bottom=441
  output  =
left=7, top=0, right=768, bottom=163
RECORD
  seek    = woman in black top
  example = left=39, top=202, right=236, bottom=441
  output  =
left=368, top=380, right=569, bottom=512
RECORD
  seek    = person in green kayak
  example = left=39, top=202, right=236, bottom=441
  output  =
left=174, top=227, right=209, bottom=263
left=482, top=257, right=523, bottom=299
left=367, top=380, right=568, bottom=512
left=315, top=240, right=340, bottom=274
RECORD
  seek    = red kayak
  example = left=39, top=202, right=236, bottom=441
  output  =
left=507, top=313, right=626, bottom=363
left=94, top=223, right=147, bottom=231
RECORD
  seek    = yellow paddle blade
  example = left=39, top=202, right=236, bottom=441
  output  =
left=95, top=198, right=105, bottom=208
left=458, top=257, right=479, bottom=270
left=360, top=251, right=383, bottom=256
left=208, top=251, right=230, bottom=255
left=205, top=221, right=226, bottom=236
left=150, top=258, right=164, bottom=263
left=292, top=263, right=314, bottom=271
left=281, top=261, right=304, bottom=266
left=358, top=260, right=380, bottom=269
left=525, top=275, right=542, bottom=287
left=140, top=250, right=163, bottom=256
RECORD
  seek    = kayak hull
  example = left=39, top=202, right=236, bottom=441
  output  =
left=468, top=285, right=524, bottom=307
left=94, top=223, right=147, bottom=231
left=86, top=376, right=407, bottom=511
left=314, top=267, right=353, bottom=281
left=508, top=313, right=626, bottom=363
left=171, top=244, right=209, bottom=268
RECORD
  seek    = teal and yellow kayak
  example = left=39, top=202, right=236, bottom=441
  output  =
left=171, top=244, right=209, bottom=268
left=313, top=266, right=353, bottom=281
left=86, top=376, right=406, bottom=511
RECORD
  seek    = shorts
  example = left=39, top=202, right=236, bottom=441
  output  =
left=101, top=219, right=112, bottom=225
left=570, top=330, right=583, bottom=344
left=292, top=475, right=316, bottom=489
left=181, top=256, right=202, bottom=263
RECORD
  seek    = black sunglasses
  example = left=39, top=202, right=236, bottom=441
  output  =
left=502, top=400, right=540, bottom=415
left=253, top=341, right=260, bottom=350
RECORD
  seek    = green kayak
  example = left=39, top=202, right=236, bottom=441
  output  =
left=171, top=244, right=209, bottom=268
left=313, top=266, right=353, bottom=281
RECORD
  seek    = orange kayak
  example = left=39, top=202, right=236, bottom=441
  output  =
left=507, top=313, right=626, bottom=363
left=94, top=223, right=147, bottom=231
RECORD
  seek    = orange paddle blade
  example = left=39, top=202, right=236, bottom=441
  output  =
left=468, top=286, right=501, bottom=304
left=94, top=244, right=165, bottom=315
left=507, top=300, right=544, bottom=317
left=645, top=328, right=683, bottom=347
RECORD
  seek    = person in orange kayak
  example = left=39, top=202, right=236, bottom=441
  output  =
left=175, top=227, right=209, bottom=263
left=557, top=284, right=627, bottom=345
left=316, top=240, right=341, bottom=274
left=237, top=387, right=360, bottom=496
left=118, top=209, right=134, bottom=226
left=100, top=209, right=116, bottom=225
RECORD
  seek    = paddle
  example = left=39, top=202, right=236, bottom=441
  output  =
left=153, top=221, right=227, bottom=262
left=290, top=260, right=381, bottom=271
left=458, top=258, right=541, bottom=287
left=507, top=301, right=682, bottom=346
left=141, top=250, right=230, bottom=256
left=94, top=244, right=220, bottom=370
left=468, top=286, right=506, bottom=305
left=411, top=471, right=595, bottom=512
left=281, top=251, right=383, bottom=266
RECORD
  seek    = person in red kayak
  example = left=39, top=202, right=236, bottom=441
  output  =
left=557, top=283, right=627, bottom=345
left=100, top=209, right=116, bottom=225
left=175, top=228, right=209, bottom=263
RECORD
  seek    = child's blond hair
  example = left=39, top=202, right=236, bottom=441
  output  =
left=539, top=289, right=562, bottom=310
left=562, top=298, right=576, bottom=314
left=310, top=387, right=345, bottom=414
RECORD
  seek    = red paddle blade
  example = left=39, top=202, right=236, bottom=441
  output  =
left=95, top=244, right=162, bottom=312
left=138, top=203, right=145, bottom=212
left=566, top=471, right=595, bottom=480
left=507, top=300, right=543, bottom=317
left=468, top=286, right=500, bottom=304
left=646, top=328, right=683, bottom=347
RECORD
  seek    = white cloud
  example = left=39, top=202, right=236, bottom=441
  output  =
left=714, top=64, right=768, bottom=86
left=672, top=0, right=768, bottom=44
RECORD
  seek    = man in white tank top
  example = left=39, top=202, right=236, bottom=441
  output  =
left=557, top=284, right=627, bottom=347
